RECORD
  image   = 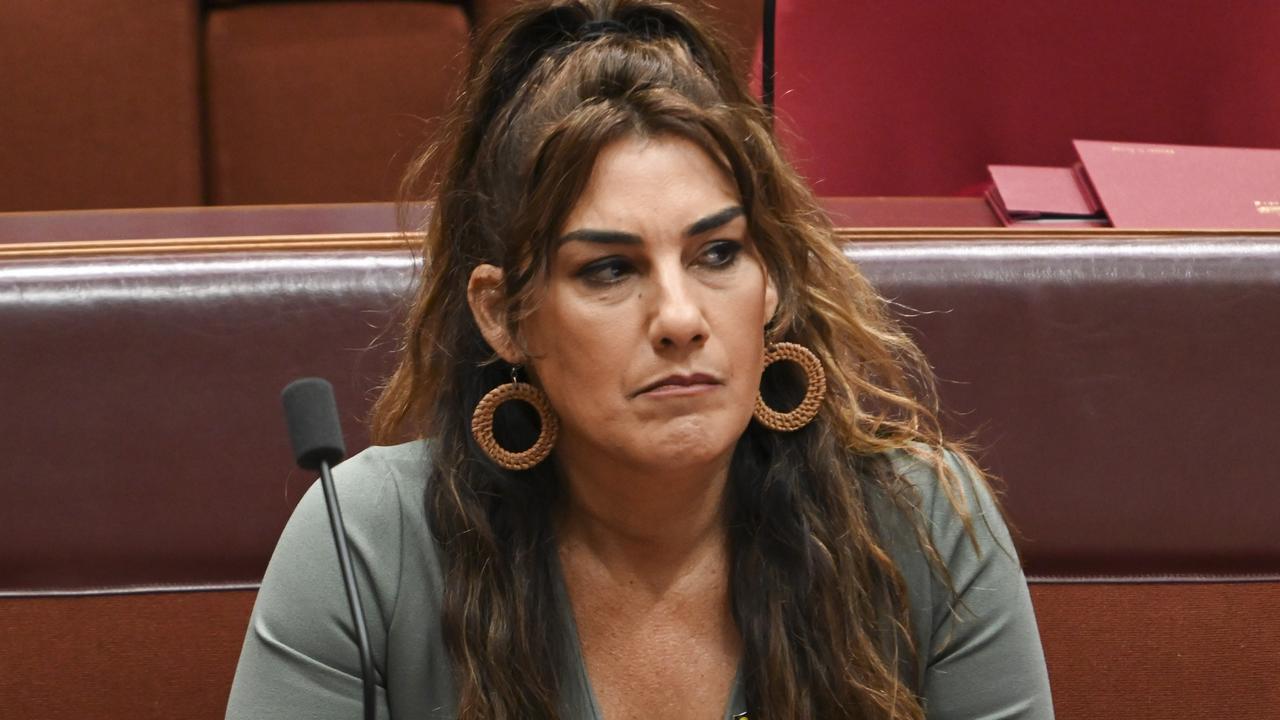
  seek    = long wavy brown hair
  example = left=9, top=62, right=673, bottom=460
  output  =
left=371, top=1, right=1003, bottom=718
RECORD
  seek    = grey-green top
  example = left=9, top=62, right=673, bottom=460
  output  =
left=225, top=441, right=1054, bottom=719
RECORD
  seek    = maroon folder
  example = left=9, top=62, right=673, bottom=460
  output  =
left=986, top=164, right=1107, bottom=226
left=1073, top=139, right=1280, bottom=229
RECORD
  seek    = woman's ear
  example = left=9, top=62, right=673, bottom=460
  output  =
left=764, top=271, right=780, bottom=328
left=467, top=264, right=522, bottom=363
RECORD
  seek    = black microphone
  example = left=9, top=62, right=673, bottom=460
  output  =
left=281, top=378, right=375, bottom=720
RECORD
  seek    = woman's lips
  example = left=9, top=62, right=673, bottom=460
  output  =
left=635, top=373, right=721, bottom=397
left=639, top=382, right=720, bottom=397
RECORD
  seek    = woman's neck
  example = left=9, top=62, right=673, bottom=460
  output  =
left=552, top=444, right=733, bottom=592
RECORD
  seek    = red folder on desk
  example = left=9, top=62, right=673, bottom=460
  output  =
left=1073, top=140, right=1280, bottom=229
left=986, top=164, right=1107, bottom=226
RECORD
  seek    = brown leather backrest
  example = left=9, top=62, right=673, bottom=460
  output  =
left=6, top=232, right=1279, bottom=592
left=469, top=0, right=763, bottom=75
left=2, top=1, right=762, bottom=211
left=862, top=236, right=1280, bottom=579
left=204, top=0, right=762, bottom=205
left=204, top=1, right=473, bottom=205
left=0, top=1, right=203, bottom=211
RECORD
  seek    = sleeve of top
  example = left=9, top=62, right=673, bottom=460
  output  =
left=225, top=449, right=404, bottom=720
left=911, top=451, right=1056, bottom=720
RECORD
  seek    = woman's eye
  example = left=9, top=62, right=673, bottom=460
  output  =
left=577, top=257, right=634, bottom=285
left=699, top=240, right=743, bottom=268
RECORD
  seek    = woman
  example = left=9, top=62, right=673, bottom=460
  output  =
left=226, top=1, right=1054, bottom=718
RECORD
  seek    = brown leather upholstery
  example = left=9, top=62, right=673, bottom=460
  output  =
left=469, top=0, right=763, bottom=77
left=1, top=248, right=409, bottom=592
left=203, top=0, right=760, bottom=205
left=0, top=1, right=203, bottom=211
left=2, top=221, right=1278, bottom=717
left=6, top=233, right=1278, bottom=591
left=3, top=584, right=1274, bottom=720
left=872, top=236, right=1280, bottom=578
left=0, top=591, right=257, bottom=720
left=1, top=1, right=761, bottom=212
left=204, top=2, right=471, bottom=204
left=1030, top=582, right=1280, bottom=719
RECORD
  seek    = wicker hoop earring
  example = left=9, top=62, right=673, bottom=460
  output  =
left=753, top=342, right=826, bottom=432
left=471, top=369, right=559, bottom=470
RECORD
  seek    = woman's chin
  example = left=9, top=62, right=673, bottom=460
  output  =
left=556, top=405, right=752, bottom=474
left=627, top=416, right=744, bottom=470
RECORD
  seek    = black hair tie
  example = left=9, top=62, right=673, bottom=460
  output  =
left=578, top=19, right=628, bottom=42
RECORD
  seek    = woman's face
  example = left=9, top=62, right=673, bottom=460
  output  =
left=479, top=133, right=777, bottom=474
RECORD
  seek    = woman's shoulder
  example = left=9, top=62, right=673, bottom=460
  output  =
left=228, top=439, right=454, bottom=719
left=334, top=438, right=435, bottom=499
left=862, top=444, right=1022, bottom=622
left=870, top=445, right=1055, bottom=715
left=276, top=438, right=441, bottom=603
left=324, top=439, right=437, bottom=532
left=874, top=443, right=1011, bottom=554
left=325, top=438, right=441, bottom=576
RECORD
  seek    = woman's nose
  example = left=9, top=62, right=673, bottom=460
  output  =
left=647, top=264, right=710, bottom=351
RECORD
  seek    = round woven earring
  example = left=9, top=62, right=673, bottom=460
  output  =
left=753, top=342, right=827, bottom=432
left=471, top=368, right=559, bottom=470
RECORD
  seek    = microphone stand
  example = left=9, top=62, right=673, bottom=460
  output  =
left=318, top=458, right=376, bottom=720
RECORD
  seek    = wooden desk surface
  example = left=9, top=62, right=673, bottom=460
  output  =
left=0, top=198, right=1000, bottom=245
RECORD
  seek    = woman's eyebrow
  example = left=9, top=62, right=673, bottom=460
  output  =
left=557, top=228, right=642, bottom=246
left=556, top=205, right=744, bottom=246
left=685, top=205, right=743, bottom=236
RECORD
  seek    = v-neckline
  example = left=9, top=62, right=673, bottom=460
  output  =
left=549, top=546, right=746, bottom=720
